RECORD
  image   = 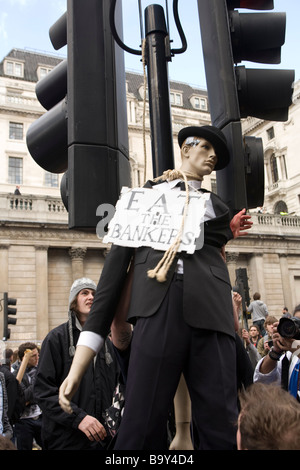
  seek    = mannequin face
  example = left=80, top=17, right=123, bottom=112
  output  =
left=180, top=138, right=218, bottom=177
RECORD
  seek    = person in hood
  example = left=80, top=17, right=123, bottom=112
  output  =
left=247, top=292, right=269, bottom=336
left=34, top=278, right=119, bottom=450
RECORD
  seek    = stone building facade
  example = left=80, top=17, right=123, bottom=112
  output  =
left=0, top=49, right=299, bottom=347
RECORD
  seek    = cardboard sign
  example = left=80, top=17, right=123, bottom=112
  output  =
left=103, top=187, right=210, bottom=253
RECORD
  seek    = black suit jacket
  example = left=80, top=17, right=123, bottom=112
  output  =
left=84, top=181, right=235, bottom=340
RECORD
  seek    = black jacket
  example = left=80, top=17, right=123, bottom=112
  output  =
left=84, top=183, right=235, bottom=340
left=34, top=314, right=119, bottom=450
left=0, top=364, right=19, bottom=422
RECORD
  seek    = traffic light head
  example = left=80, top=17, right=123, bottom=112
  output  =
left=227, top=0, right=274, bottom=10
left=197, top=0, right=294, bottom=213
left=3, top=293, right=17, bottom=340
left=26, top=0, right=131, bottom=230
left=236, top=66, right=295, bottom=121
left=230, top=11, right=286, bottom=64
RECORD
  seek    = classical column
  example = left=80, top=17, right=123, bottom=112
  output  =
left=35, top=245, right=49, bottom=341
left=249, top=253, right=266, bottom=300
left=0, top=245, right=9, bottom=293
left=226, top=252, right=239, bottom=286
left=279, top=253, right=293, bottom=312
left=69, top=247, right=87, bottom=281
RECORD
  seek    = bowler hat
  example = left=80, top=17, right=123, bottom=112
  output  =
left=178, top=125, right=230, bottom=171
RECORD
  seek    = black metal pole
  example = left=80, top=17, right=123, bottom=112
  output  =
left=145, top=4, right=174, bottom=177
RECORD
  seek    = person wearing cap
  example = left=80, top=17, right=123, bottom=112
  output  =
left=59, top=126, right=252, bottom=450
left=34, top=278, right=120, bottom=450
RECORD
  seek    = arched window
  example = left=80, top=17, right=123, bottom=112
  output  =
left=274, top=200, right=288, bottom=215
left=270, top=154, right=279, bottom=183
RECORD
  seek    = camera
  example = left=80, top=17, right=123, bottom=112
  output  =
left=277, top=316, right=300, bottom=340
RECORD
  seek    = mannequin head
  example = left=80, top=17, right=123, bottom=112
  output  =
left=178, top=125, right=230, bottom=178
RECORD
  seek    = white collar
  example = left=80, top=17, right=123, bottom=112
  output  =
left=166, top=178, right=202, bottom=190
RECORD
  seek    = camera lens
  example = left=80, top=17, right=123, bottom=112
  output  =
left=278, top=318, right=297, bottom=338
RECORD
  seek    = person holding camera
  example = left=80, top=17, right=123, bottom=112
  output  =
left=256, top=315, right=277, bottom=358
left=254, top=305, right=300, bottom=401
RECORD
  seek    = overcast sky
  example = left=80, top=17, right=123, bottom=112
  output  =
left=0, top=0, right=298, bottom=88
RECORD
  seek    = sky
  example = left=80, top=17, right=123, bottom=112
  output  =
left=0, top=0, right=299, bottom=90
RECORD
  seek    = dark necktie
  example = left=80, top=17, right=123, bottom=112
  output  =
left=175, top=181, right=186, bottom=191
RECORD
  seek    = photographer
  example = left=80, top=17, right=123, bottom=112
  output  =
left=254, top=305, right=300, bottom=400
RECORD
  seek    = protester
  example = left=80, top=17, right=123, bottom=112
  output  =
left=34, top=278, right=120, bottom=450
left=0, top=372, right=13, bottom=440
left=248, top=325, right=261, bottom=348
left=237, top=383, right=300, bottom=450
left=12, top=343, right=42, bottom=450
left=240, top=328, right=262, bottom=368
left=254, top=305, right=300, bottom=399
left=0, top=349, right=19, bottom=425
left=257, top=315, right=277, bottom=358
left=247, top=293, right=269, bottom=336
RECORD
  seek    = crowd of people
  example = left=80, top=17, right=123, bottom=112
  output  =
left=1, top=277, right=121, bottom=451
left=1, top=125, right=300, bottom=451
left=1, top=284, right=299, bottom=451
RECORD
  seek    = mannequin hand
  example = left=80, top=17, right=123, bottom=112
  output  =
left=59, top=374, right=79, bottom=414
left=169, top=423, right=194, bottom=450
left=230, top=209, right=253, bottom=238
left=59, top=345, right=96, bottom=414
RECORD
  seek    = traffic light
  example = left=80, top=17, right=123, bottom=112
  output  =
left=26, top=0, right=131, bottom=230
left=197, top=0, right=295, bottom=214
left=3, top=292, right=17, bottom=340
left=235, top=268, right=250, bottom=307
left=235, top=268, right=250, bottom=328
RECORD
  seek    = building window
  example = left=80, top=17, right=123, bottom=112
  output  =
left=274, top=200, right=288, bottom=215
left=200, top=98, right=207, bottom=110
left=139, top=85, right=149, bottom=101
left=170, top=92, right=182, bottom=106
left=5, top=60, right=24, bottom=78
left=9, top=122, right=23, bottom=140
left=45, top=172, right=59, bottom=187
left=9, top=157, right=23, bottom=185
left=270, top=154, right=279, bottom=183
left=193, top=96, right=207, bottom=111
left=210, top=178, right=217, bottom=194
left=267, top=127, right=275, bottom=140
left=38, top=66, right=53, bottom=81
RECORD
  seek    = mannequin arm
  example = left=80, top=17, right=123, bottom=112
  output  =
left=169, top=374, right=193, bottom=450
left=59, top=345, right=95, bottom=414
left=111, top=261, right=134, bottom=351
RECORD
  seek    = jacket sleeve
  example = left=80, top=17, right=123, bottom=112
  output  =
left=34, top=332, right=87, bottom=429
left=83, top=244, right=134, bottom=338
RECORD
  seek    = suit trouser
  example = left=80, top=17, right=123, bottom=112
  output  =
left=114, top=274, right=238, bottom=450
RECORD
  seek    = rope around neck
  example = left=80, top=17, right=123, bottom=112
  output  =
left=147, top=169, right=199, bottom=282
